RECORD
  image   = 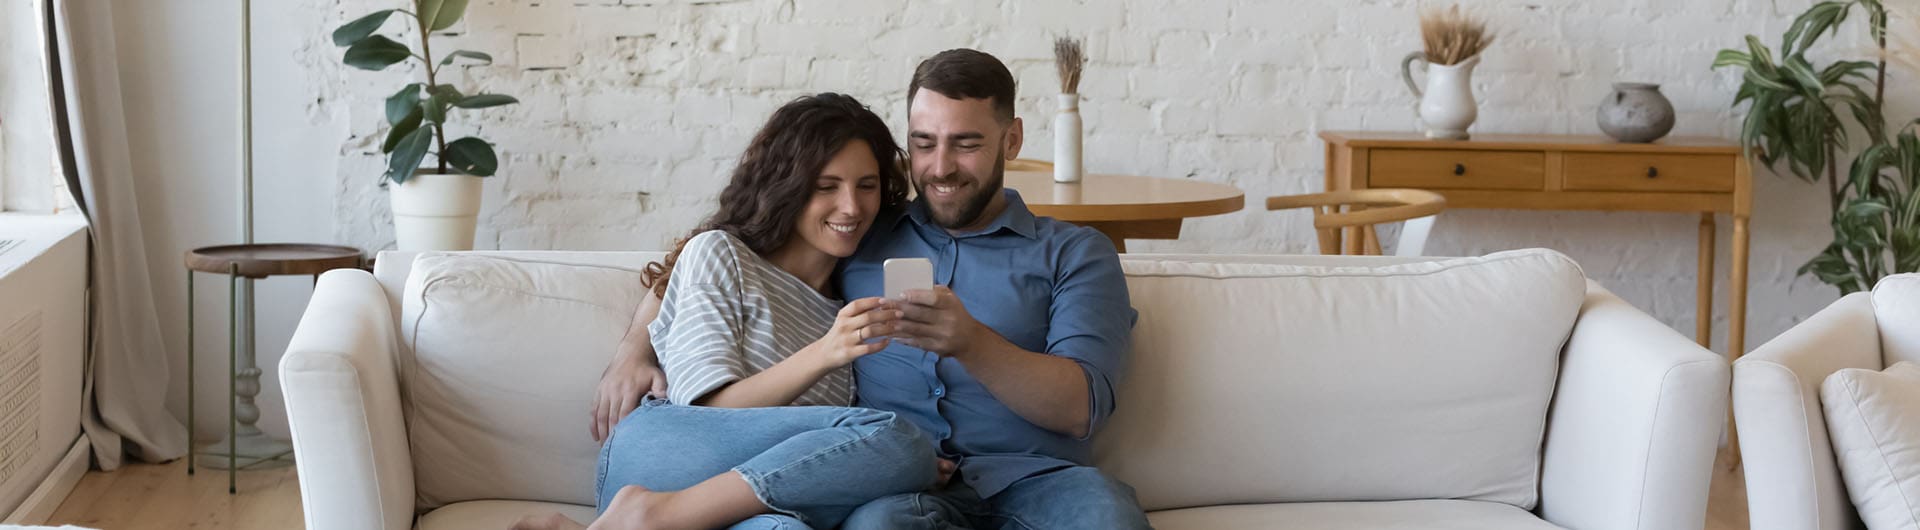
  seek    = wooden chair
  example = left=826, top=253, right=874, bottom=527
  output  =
left=1266, top=189, right=1446, bottom=256
left=1006, top=158, right=1054, bottom=171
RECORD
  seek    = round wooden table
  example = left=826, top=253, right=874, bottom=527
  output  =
left=1004, top=171, right=1245, bottom=251
left=183, top=243, right=363, bottom=493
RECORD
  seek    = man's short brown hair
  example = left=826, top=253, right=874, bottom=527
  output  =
left=907, top=49, right=1016, bottom=124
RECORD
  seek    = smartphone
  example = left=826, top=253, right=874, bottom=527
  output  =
left=883, top=258, right=934, bottom=300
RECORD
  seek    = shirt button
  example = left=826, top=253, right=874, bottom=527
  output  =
left=933, top=388, right=945, bottom=397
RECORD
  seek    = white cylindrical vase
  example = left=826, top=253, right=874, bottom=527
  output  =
left=1054, top=94, right=1083, bottom=183
left=390, top=170, right=483, bottom=251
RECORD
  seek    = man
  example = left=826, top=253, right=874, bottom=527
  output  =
left=834, top=48, right=1147, bottom=529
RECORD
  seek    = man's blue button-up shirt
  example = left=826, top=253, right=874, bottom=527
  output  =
left=840, top=189, right=1137, bottom=499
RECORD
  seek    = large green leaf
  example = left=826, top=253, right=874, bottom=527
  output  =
left=417, top=0, right=471, bottom=31
left=417, top=0, right=445, bottom=31
left=439, top=50, right=493, bottom=66
left=1745, top=35, right=1777, bottom=70
left=387, top=127, right=433, bottom=184
left=343, top=35, right=412, bottom=71
left=383, top=107, right=423, bottom=153
left=1742, top=69, right=1794, bottom=92
left=1783, top=1, right=1851, bottom=55
left=454, top=94, right=518, bottom=109
left=442, top=137, right=498, bottom=176
left=428, top=0, right=471, bottom=30
left=332, top=10, right=396, bottom=47
left=422, top=85, right=462, bottom=124
left=1799, top=246, right=1865, bottom=293
left=1782, top=56, right=1825, bottom=92
left=1712, top=49, right=1753, bottom=69
left=386, top=83, right=423, bottom=125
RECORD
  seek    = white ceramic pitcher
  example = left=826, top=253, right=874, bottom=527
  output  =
left=1401, top=52, right=1480, bottom=140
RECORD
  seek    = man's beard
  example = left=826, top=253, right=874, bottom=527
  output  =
left=920, top=155, right=1004, bottom=230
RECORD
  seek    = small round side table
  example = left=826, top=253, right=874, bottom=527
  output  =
left=184, top=243, right=362, bottom=493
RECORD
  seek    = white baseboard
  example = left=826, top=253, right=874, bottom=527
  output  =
left=2, top=437, right=90, bottom=525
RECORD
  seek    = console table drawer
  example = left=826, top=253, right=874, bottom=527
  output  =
left=1369, top=149, right=1545, bottom=190
left=1563, top=153, right=1735, bottom=192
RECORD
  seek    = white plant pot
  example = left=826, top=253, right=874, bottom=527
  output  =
left=389, top=170, right=483, bottom=251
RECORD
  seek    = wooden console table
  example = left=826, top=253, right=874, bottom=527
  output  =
left=1320, top=131, right=1753, bottom=356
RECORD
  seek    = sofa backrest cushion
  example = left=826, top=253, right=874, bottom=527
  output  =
left=1092, top=249, right=1586, bottom=512
left=1875, top=273, right=1920, bottom=365
left=399, top=254, right=650, bottom=508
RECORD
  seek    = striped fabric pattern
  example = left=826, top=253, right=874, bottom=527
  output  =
left=648, top=230, right=852, bottom=406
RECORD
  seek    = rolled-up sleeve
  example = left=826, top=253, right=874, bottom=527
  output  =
left=1045, top=229, right=1137, bottom=439
left=649, top=232, right=749, bottom=405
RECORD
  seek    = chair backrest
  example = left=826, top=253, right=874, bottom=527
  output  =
left=1266, top=189, right=1446, bottom=257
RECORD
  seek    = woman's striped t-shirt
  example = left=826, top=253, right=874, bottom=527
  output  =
left=648, top=230, right=853, bottom=406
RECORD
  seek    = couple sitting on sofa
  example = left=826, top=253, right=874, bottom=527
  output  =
left=512, top=48, right=1149, bottom=530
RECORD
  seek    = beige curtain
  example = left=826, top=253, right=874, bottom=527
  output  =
left=46, top=0, right=187, bottom=469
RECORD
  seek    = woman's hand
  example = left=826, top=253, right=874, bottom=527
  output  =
left=590, top=345, right=667, bottom=442
left=803, top=297, right=901, bottom=369
left=591, top=291, right=667, bottom=442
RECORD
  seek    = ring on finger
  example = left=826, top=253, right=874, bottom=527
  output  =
left=859, top=327, right=867, bottom=341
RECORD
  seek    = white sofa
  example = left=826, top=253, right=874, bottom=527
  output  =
left=281, top=249, right=1728, bottom=530
left=1734, top=273, right=1920, bottom=530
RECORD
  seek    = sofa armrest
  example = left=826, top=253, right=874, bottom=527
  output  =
left=280, top=269, right=415, bottom=530
left=1537, top=283, right=1729, bottom=530
left=1734, top=292, right=1879, bottom=530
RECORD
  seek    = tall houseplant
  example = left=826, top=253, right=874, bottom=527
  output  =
left=333, top=0, right=518, bottom=250
left=1714, top=0, right=1919, bottom=294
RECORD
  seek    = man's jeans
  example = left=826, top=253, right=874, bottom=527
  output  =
left=840, top=465, right=1152, bottom=530
left=597, top=398, right=939, bottom=529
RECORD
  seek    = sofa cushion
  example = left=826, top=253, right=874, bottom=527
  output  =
left=1822, top=361, right=1920, bottom=530
left=1875, top=274, right=1920, bottom=365
left=400, top=254, right=649, bottom=508
left=1095, top=249, right=1585, bottom=511
left=1146, top=500, right=1564, bottom=530
left=417, top=500, right=596, bottom=530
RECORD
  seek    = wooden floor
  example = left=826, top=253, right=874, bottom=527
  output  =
left=43, top=458, right=302, bottom=530
left=41, top=449, right=1752, bottom=529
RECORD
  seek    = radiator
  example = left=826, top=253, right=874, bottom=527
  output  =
left=0, top=313, right=42, bottom=487
left=0, top=216, right=87, bottom=523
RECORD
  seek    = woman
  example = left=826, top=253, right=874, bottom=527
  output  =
left=516, top=93, right=942, bottom=530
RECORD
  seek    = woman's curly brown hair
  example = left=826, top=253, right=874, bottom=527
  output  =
left=642, top=93, right=909, bottom=298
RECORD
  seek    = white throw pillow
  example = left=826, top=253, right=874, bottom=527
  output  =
left=1823, top=361, right=1920, bottom=530
left=400, top=254, right=648, bottom=508
left=1096, top=248, right=1586, bottom=512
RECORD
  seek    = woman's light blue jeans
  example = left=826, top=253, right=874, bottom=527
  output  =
left=596, top=398, right=939, bottom=529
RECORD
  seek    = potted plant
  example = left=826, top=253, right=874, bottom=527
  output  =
left=333, top=0, right=517, bottom=250
left=1713, top=0, right=1917, bottom=294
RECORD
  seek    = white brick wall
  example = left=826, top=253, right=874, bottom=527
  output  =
left=305, top=0, right=1893, bottom=353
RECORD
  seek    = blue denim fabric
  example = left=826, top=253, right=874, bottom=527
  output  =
left=596, top=398, right=939, bottom=528
left=839, top=465, right=1151, bottom=530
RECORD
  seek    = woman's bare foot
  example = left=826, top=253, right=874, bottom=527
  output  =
left=509, top=512, right=587, bottom=530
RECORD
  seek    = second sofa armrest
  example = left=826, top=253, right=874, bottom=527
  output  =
left=1734, top=292, right=1880, bottom=530
left=1536, top=283, right=1729, bottom=530
left=279, top=268, right=416, bottom=530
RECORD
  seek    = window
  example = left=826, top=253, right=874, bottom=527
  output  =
left=0, top=0, right=68, bottom=214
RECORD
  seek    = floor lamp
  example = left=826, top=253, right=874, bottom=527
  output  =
left=198, top=0, right=292, bottom=471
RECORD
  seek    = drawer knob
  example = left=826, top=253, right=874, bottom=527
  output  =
left=1453, top=163, right=1466, bottom=176
left=1647, top=167, right=1659, bottom=179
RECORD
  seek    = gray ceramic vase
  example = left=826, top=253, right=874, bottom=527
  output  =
left=1597, top=82, right=1675, bottom=143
